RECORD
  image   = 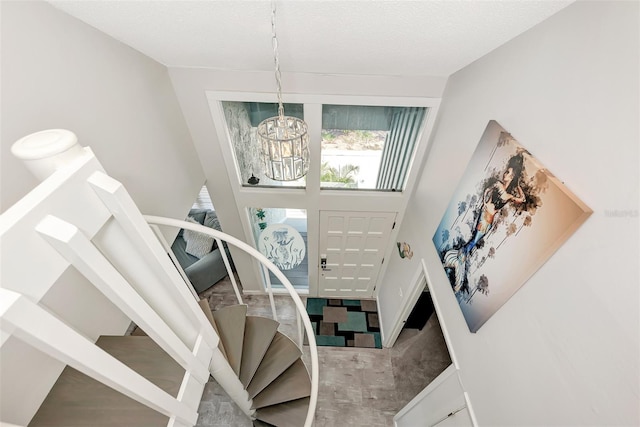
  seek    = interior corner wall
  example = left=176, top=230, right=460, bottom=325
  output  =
left=0, top=2, right=205, bottom=424
left=0, top=1, right=205, bottom=219
left=398, top=1, right=639, bottom=425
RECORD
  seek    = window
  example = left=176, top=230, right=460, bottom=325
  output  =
left=321, top=105, right=426, bottom=191
left=222, top=101, right=306, bottom=188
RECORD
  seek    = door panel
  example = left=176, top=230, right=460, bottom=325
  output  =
left=319, top=211, right=396, bottom=297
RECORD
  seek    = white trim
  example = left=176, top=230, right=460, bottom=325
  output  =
left=207, top=91, right=441, bottom=108
left=241, top=288, right=310, bottom=296
left=422, top=258, right=460, bottom=370
left=381, top=264, right=427, bottom=348
left=463, top=391, right=479, bottom=427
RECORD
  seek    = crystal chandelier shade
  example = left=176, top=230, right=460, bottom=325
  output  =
left=257, top=1, right=309, bottom=182
left=258, top=114, right=310, bottom=181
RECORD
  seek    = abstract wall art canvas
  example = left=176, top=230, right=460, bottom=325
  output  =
left=432, top=121, right=592, bottom=332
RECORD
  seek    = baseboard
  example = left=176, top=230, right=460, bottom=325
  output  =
left=241, top=288, right=310, bottom=296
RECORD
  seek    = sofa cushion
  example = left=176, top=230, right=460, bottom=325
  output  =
left=188, top=209, right=209, bottom=224
left=204, top=210, right=221, bottom=230
left=183, top=216, right=214, bottom=258
left=171, top=237, right=198, bottom=269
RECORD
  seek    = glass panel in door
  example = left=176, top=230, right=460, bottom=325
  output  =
left=249, top=207, right=308, bottom=291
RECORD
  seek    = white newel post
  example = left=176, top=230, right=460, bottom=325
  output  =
left=11, top=129, right=86, bottom=180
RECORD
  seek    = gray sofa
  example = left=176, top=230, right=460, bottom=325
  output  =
left=171, top=208, right=233, bottom=293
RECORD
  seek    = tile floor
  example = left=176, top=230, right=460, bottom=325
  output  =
left=196, top=274, right=451, bottom=427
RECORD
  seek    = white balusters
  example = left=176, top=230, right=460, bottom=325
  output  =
left=0, top=288, right=198, bottom=426
left=36, top=215, right=210, bottom=384
left=216, top=237, right=243, bottom=304
left=262, top=263, right=279, bottom=321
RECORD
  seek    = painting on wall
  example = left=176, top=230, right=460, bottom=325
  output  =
left=432, top=120, right=592, bottom=333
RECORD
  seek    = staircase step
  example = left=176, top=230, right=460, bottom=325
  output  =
left=246, top=332, right=301, bottom=399
left=29, top=336, right=184, bottom=426
left=198, top=298, right=229, bottom=360
left=252, top=359, right=311, bottom=409
left=212, top=304, right=247, bottom=375
left=253, top=419, right=277, bottom=427
left=254, top=397, right=310, bottom=427
left=240, top=316, right=279, bottom=387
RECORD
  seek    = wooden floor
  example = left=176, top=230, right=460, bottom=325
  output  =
left=197, top=275, right=452, bottom=427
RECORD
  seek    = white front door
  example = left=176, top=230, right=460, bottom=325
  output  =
left=318, top=210, right=396, bottom=298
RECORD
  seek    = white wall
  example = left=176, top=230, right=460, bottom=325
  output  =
left=1, top=1, right=204, bottom=217
left=393, top=1, right=639, bottom=425
left=169, top=68, right=447, bottom=292
left=0, top=2, right=205, bottom=424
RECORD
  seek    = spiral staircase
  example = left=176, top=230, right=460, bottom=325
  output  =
left=26, top=302, right=312, bottom=427
left=210, top=304, right=312, bottom=426
left=0, top=130, right=318, bottom=427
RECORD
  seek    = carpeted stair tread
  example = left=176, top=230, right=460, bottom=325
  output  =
left=29, top=336, right=184, bottom=426
left=254, top=397, right=310, bottom=427
left=251, top=359, right=311, bottom=409
left=246, top=332, right=301, bottom=399
left=240, top=316, right=279, bottom=387
left=253, top=420, right=277, bottom=427
left=212, top=304, right=247, bottom=375
left=198, top=298, right=228, bottom=360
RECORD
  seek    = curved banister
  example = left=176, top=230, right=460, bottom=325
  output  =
left=143, top=215, right=319, bottom=427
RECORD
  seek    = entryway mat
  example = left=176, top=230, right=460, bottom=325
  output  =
left=305, top=298, right=382, bottom=349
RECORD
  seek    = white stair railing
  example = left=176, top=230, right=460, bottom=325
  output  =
left=1, top=129, right=242, bottom=426
left=0, top=288, right=198, bottom=426
left=144, top=215, right=320, bottom=427
left=2, top=129, right=318, bottom=427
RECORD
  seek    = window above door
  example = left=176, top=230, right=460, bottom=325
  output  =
left=222, top=101, right=307, bottom=189
left=320, top=105, right=426, bottom=192
left=219, top=98, right=429, bottom=194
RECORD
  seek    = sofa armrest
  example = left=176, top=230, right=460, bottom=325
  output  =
left=184, top=248, right=228, bottom=293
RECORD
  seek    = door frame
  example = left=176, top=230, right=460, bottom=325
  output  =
left=382, top=263, right=428, bottom=347
left=205, top=91, right=441, bottom=296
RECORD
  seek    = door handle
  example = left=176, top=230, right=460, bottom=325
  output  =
left=320, top=255, right=331, bottom=271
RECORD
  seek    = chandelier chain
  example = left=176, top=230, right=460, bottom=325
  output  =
left=271, top=1, right=284, bottom=119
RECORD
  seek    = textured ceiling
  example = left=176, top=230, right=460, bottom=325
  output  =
left=47, top=0, right=574, bottom=77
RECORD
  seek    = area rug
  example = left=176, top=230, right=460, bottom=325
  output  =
left=305, top=298, right=382, bottom=349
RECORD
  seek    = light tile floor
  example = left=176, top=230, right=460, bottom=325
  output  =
left=196, top=275, right=451, bottom=427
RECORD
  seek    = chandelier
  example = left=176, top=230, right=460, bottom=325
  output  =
left=257, top=2, right=309, bottom=182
